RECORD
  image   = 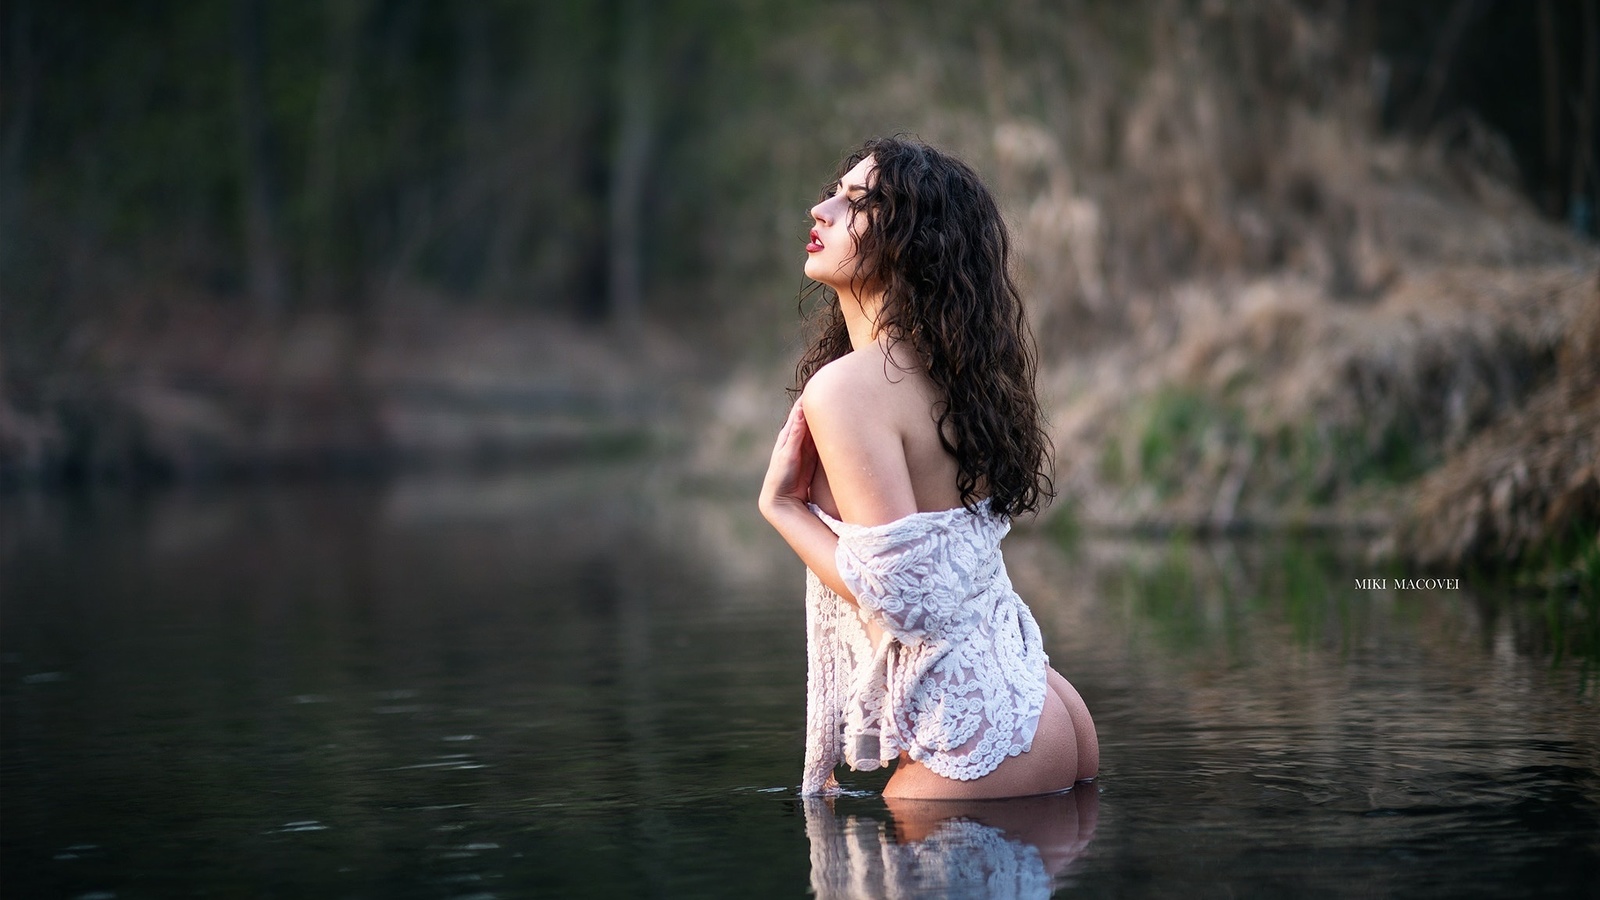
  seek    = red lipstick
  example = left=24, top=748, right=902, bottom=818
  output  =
left=806, top=230, right=824, bottom=253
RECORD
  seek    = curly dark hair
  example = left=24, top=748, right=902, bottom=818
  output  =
left=792, top=136, right=1055, bottom=519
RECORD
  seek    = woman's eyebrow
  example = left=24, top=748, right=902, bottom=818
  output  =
left=843, top=183, right=868, bottom=195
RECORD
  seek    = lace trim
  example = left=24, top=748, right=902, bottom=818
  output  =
left=802, top=502, right=1047, bottom=795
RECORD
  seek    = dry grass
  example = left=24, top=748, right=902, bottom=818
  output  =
left=1395, top=276, right=1600, bottom=572
left=1004, top=2, right=1598, bottom=548
left=1046, top=263, right=1597, bottom=537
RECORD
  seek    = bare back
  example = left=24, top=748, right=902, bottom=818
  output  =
left=802, top=340, right=964, bottom=524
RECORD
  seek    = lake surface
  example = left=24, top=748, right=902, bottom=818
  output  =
left=3, top=463, right=1597, bottom=898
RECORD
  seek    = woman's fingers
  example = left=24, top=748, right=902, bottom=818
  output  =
left=778, top=402, right=808, bottom=449
left=760, top=401, right=815, bottom=509
left=774, top=401, right=802, bottom=446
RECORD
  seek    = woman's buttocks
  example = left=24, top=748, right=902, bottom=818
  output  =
left=883, top=669, right=1083, bottom=801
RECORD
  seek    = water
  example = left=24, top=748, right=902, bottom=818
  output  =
left=2, top=464, right=1596, bottom=898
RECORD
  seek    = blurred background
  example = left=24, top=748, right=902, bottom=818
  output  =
left=1, top=0, right=1597, bottom=591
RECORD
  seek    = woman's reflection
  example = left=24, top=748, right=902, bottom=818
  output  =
left=803, top=787, right=1098, bottom=899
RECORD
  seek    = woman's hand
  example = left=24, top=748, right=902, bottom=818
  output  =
left=759, top=401, right=818, bottom=522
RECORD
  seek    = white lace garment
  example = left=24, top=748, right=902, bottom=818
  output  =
left=802, top=500, right=1047, bottom=795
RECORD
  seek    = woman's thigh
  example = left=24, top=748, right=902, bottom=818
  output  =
left=883, top=673, right=1081, bottom=800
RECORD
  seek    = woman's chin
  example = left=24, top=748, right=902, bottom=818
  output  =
left=804, top=264, right=841, bottom=290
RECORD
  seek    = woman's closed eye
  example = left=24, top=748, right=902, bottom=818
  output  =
left=823, top=181, right=870, bottom=202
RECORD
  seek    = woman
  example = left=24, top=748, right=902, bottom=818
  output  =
left=759, top=137, right=1099, bottom=799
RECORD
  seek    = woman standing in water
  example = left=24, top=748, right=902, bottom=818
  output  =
left=758, top=137, right=1099, bottom=799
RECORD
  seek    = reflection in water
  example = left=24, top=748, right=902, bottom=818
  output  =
left=2, top=467, right=1597, bottom=896
left=804, top=789, right=1098, bottom=899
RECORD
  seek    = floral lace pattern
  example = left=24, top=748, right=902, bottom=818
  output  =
left=802, top=501, right=1047, bottom=795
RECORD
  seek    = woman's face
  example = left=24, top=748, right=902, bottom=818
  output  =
left=805, top=155, right=876, bottom=292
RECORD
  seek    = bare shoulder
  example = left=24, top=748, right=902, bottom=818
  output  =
left=801, top=341, right=953, bottom=520
left=801, top=342, right=931, bottom=414
left=800, top=345, right=924, bottom=523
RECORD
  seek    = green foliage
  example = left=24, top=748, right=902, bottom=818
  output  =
left=1421, top=516, right=1600, bottom=681
left=5, top=0, right=776, bottom=323
left=1521, top=518, right=1600, bottom=672
left=1098, top=435, right=1125, bottom=484
left=1042, top=503, right=1082, bottom=550
left=1111, top=381, right=1437, bottom=512
left=1, top=0, right=1178, bottom=353
left=6, top=0, right=1584, bottom=368
left=1130, top=387, right=1248, bottom=499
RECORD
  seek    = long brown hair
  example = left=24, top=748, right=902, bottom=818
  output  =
left=792, top=136, right=1054, bottom=518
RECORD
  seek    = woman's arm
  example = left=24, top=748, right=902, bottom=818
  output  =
left=759, top=400, right=854, bottom=599
left=758, top=354, right=920, bottom=603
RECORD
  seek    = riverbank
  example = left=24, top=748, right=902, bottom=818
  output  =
left=1051, top=265, right=1595, bottom=525
left=0, top=296, right=697, bottom=486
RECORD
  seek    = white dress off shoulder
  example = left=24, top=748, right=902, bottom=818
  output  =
left=802, top=500, right=1048, bottom=796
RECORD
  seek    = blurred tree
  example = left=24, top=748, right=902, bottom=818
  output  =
left=235, top=0, right=288, bottom=320
left=607, top=0, right=652, bottom=330
left=1, top=0, right=1593, bottom=363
